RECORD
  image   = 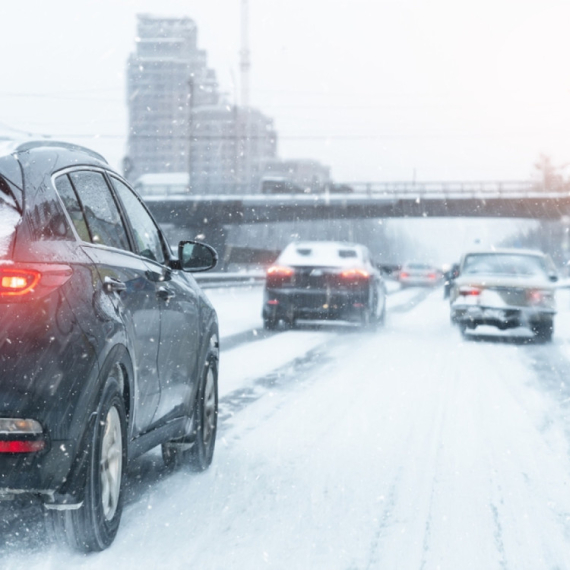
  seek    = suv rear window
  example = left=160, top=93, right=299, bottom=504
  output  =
left=0, top=176, right=21, bottom=259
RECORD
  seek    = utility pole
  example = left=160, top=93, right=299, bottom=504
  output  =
left=240, top=0, right=250, bottom=108
left=188, top=76, right=194, bottom=193
left=240, top=0, right=252, bottom=192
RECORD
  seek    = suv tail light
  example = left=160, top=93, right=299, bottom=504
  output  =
left=0, top=419, right=45, bottom=453
left=266, top=265, right=294, bottom=287
left=0, top=263, right=72, bottom=303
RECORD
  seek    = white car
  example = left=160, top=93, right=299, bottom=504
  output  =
left=450, top=249, right=558, bottom=341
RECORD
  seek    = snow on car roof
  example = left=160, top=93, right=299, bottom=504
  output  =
left=461, top=248, right=547, bottom=259
left=277, top=241, right=365, bottom=267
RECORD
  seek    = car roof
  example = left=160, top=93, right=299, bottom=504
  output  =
left=461, top=248, right=547, bottom=258
left=278, top=241, right=366, bottom=267
left=0, top=139, right=107, bottom=164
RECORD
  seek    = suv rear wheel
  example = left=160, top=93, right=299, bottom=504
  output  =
left=48, top=370, right=126, bottom=552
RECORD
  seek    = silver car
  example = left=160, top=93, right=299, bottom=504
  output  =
left=450, top=249, right=558, bottom=341
left=399, top=262, right=441, bottom=287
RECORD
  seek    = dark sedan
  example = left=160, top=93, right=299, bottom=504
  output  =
left=262, top=241, right=386, bottom=328
left=0, top=140, right=219, bottom=551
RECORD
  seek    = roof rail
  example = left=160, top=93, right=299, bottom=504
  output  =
left=14, top=140, right=108, bottom=164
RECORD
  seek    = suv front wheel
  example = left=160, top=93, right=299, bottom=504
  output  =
left=162, top=353, right=218, bottom=471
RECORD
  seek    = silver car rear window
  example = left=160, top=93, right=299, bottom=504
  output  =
left=463, top=254, right=547, bottom=277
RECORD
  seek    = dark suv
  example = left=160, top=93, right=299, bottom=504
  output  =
left=0, top=141, right=219, bottom=551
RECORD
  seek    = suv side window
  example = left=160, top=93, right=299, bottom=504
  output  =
left=110, top=177, right=166, bottom=265
left=54, top=174, right=91, bottom=242
left=69, top=171, right=131, bottom=251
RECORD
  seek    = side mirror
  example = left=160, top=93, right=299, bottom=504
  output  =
left=178, top=241, right=218, bottom=272
left=549, top=273, right=559, bottom=283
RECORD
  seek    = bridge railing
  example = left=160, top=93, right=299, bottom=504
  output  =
left=346, top=180, right=549, bottom=196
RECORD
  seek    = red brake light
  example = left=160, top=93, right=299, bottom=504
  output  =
left=459, top=286, right=481, bottom=296
left=267, top=265, right=294, bottom=277
left=0, top=269, right=41, bottom=296
left=400, top=272, right=409, bottom=279
left=340, top=268, right=369, bottom=279
left=266, top=265, right=294, bottom=288
left=0, top=440, right=45, bottom=453
left=0, top=264, right=72, bottom=302
left=428, top=273, right=437, bottom=279
left=527, top=289, right=546, bottom=305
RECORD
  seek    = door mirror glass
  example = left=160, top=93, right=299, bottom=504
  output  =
left=179, top=241, right=217, bottom=272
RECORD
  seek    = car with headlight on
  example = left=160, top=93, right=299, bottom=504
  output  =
left=450, top=249, right=558, bottom=341
left=262, top=241, right=386, bottom=329
left=0, top=140, right=219, bottom=552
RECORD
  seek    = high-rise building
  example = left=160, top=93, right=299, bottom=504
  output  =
left=125, top=14, right=219, bottom=182
left=190, top=105, right=277, bottom=194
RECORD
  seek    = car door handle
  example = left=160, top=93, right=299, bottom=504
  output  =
left=103, top=276, right=126, bottom=294
left=157, top=286, right=175, bottom=301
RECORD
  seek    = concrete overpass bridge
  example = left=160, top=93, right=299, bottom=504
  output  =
left=145, top=180, right=570, bottom=226
left=141, top=181, right=570, bottom=258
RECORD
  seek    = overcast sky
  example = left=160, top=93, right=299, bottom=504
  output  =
left=1, top=0, right=569, bottom=183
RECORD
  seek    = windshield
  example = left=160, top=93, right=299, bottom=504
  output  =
left=462, top=253, right=548, bottom=277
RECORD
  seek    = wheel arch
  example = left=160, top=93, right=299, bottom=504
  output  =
left=50, top=343, right=134, bottom=504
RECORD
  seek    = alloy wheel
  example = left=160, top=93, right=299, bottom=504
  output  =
left=100, top=406, right=123, bottom=521
left=202, top=368, right=216, bottom=446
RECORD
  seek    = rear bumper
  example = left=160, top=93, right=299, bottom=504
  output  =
left=0, top=439, right=74, bottom=497
left=263, top=287, right=369, bottom=321
left=451, top=304, right=555, bottom=329
left=400, top=278, right=439, bottom=287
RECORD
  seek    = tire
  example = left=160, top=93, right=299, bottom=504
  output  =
left=162, top=354, right=218, bottom=471
left=376, top=303, right=386, bottom=326
left=532, top=320, right=553, bottom=342
left=263, top=317, right=278, bottom=330
left=458, top=322, right=469, bottom=338
left=48, top=369, right=127, bottom=552
left=285, top=317, right=297, bottom=330
left=359, top=308, right=372, bottom=328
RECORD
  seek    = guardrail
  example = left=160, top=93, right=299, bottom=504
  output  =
left=194, top=272, right=404, bottom=293
left=193, top=272, right=266, bottom=289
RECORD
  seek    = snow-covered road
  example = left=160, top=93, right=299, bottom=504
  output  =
left=4, top=285, right=570, bottom=569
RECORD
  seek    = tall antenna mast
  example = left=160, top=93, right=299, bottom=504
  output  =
left=240, top=0, right=250, bottom=108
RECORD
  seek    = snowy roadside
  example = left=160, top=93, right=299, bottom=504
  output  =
left=204, top=285, right=264, bottom=339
